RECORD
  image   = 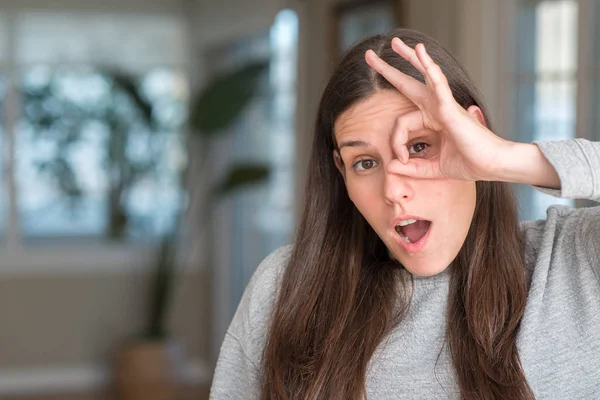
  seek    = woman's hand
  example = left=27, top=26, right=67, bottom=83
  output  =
left=365, top=37, right=513, bottom=182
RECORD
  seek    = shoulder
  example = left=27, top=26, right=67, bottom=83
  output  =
left=227, top=244, right=294, bottom=358
left=576, top=205, right=600, bottom=268
left=520, top=204, right=600, bottom=279
left=520, top=203, right=600, bottom=241
left=243, top=244, right=294, bottom=311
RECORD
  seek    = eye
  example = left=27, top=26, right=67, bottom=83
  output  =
left=352, top=158, right=378, bottom=172
left=407, top=142, right=429, bottom=156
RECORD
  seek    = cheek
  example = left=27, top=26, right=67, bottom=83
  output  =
left=455, top=182, right=477, bottom=211
left=424, top=181, right=453, bottom=205
left=429, top=180, right=475, bottom=202
left=425, top=181, right=476, bottom=223
left=346, top=177, right=384, bottom=214
left=445, top=182, right=477, bottom=223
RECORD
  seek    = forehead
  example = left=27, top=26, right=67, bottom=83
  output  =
left=334, top=90, right=417, bottom=141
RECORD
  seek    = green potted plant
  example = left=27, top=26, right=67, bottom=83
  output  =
left=115, top=233, right=181, bottom=400
left=114, top=60, right=270, bottom=400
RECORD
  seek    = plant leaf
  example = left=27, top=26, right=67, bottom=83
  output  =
left=214, top=163, right=270, bottom=196
left=189, top=61, right=269, bottom=136
left=102, top=69, right=154, bottom=127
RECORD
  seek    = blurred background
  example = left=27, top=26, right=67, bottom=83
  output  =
left=0, top=0, right=598, bottom=399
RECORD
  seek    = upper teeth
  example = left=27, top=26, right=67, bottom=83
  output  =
left=398, top=219, right=417, bottom=227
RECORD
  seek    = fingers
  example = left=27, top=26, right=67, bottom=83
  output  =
left=388, top=107, right=440, bottom=180
left=414, top=43, right=455, bottom=106
left=391, top=37, right=426, bottom=77
left=387, top=158, right=441, bottom=179
left=390, top=111, right=424, bottom=164
left=366, top=39, right=456, bottom=113
left=365, top=49, right=426, bottom=104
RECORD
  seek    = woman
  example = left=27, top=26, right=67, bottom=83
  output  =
left=210, top=28, right=600, bottom=399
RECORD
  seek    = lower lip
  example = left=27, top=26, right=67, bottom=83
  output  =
left=392, top=223, right=432, bottom=253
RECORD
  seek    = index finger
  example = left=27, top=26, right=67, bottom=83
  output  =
left=365, top=49, right=426, bottom=105
left=390, top=111, right=425, bottom=164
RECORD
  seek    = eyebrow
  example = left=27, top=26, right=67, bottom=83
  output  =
left=338, top=140, right=371, bottom=150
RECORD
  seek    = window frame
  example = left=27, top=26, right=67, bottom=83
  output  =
left=574, top=0, right=598, bottom=208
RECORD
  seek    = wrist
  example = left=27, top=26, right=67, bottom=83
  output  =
left=495, top=142, right=560, bottom=188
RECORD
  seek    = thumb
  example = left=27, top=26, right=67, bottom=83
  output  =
left=387, top=158, right=441, bottom=179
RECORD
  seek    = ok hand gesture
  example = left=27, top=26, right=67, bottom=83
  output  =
left=365, top=38, right=512, bottom=182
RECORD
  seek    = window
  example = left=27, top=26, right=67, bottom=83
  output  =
left=515, top=0, right=579, bottom=220
left=0, top=11, right=189, bottom=247
left=17, top=67, right=186, bottom=240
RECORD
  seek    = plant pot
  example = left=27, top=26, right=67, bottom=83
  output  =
left=115, top=338, right=186, bottom=400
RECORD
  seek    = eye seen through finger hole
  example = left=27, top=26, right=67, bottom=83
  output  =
left=408, top=142, right=429, bottom=156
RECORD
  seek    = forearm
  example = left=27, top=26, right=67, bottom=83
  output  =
left=494, top=142, right=561, bottom=189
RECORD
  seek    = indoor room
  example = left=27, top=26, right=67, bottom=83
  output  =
left=0, top=0, right=598, bottom=399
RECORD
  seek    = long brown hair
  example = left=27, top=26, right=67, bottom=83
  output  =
left=260, top=28, right=533, bottom=399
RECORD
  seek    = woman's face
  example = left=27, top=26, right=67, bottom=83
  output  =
left=333, top=90, right=476, bottom=276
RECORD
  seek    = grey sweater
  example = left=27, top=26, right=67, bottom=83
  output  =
left=210, top=139, right=600, bottom=399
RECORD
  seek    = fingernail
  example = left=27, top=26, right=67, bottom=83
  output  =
left=367, top=49, right=377, bottom=58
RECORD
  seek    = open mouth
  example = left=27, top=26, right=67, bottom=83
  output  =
left=394, top=219, right=432, bottom=244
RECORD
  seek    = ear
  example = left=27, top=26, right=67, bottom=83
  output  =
left=333, top=150, right=346, bottom=180
left=466, top=105, right=488, bottom=128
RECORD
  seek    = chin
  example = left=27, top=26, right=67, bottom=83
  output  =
left=401, top=260, right=450, bottom=277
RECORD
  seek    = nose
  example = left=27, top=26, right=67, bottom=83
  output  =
left=383, top=165, right=413, bottom=206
